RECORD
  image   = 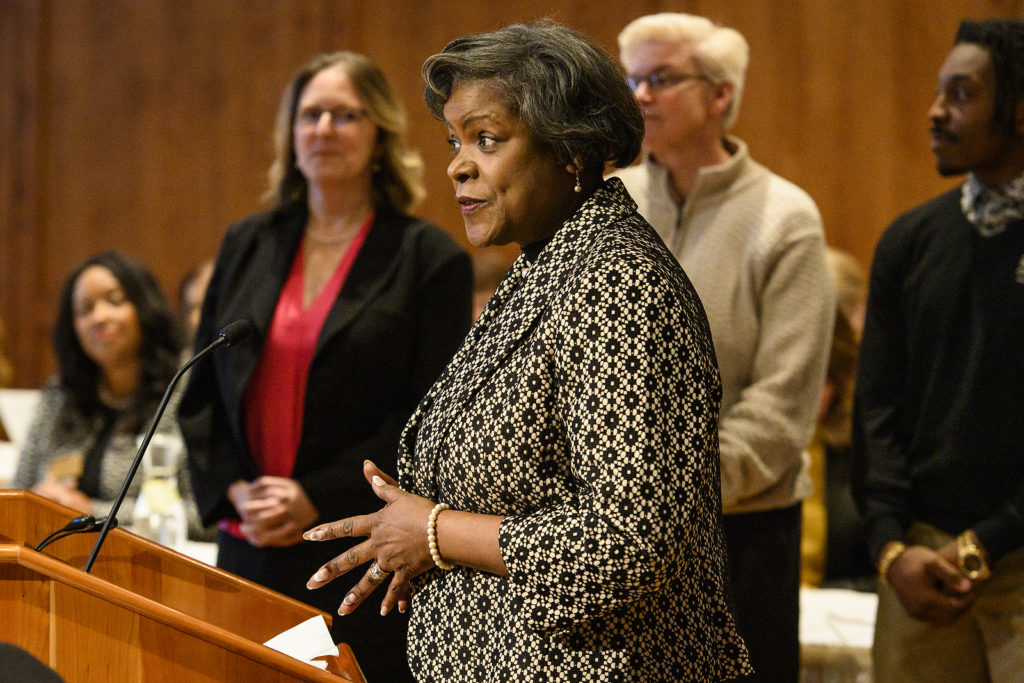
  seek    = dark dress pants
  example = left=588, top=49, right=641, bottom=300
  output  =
left=723, top=503, right=802, bottom=683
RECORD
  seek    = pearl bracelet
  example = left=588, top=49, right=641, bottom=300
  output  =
left=427, top=502, right=455, bottom=570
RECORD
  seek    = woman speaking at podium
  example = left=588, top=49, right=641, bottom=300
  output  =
left=178, top=51, right=472, bottom=682
left=304, top=24, right=751, bottom=681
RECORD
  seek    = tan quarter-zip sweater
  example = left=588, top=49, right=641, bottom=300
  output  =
left=612, top=137, right=834, bottom=514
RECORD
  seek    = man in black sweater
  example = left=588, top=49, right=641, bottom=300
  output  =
left=853, top=17, right=1024, bottom=681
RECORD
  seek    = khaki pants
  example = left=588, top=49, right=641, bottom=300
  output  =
left=873, top=522, right=1024, bottom=682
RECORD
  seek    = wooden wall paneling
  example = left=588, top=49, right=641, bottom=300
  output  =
left=42, top=1, right=327, bottom=293
left=3, top=0, right=1024, bottom=388
left=0, top=0, right=49, bottom=387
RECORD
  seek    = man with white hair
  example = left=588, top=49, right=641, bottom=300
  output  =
left=612, top=13, right=834, bottom=681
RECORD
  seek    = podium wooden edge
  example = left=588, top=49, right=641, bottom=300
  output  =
left=1, top=491, right=368, bottom=682
left=1, top=544, right=360, bottom=681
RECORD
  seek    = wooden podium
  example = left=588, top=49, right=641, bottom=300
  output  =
left=0, top=490, right=366, bottom=682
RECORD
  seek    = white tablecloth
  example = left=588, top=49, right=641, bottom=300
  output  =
left=800, top=587, right=877, bottom=682
left=179, top=540, right=218, bottom=566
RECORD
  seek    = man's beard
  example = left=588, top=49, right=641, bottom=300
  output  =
left=936, top=159, right=967, bottom=177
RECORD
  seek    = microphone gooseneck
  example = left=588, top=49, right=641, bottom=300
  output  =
left=80, top=319, right=252, bottom=572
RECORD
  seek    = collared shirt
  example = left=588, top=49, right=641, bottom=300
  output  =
left=961, top=170, right=1024, bottom=237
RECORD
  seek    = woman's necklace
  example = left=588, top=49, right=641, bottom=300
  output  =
left=304, top=222, right=361, bottom=245
left=97, top=384, right=131, bottom=410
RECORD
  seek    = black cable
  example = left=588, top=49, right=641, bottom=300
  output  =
left=34, top=515, right=118, bottom=552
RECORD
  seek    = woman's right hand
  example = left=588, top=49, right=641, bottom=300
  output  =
left=33, top=475, right=92, bottom=513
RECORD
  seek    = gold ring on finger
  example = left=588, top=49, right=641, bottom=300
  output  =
left=368, top=560, right=391, bottom=583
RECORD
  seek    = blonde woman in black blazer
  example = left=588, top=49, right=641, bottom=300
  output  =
left=304, top=24, right=751, bottom=681
left=178, top=52, right=471, bottom=683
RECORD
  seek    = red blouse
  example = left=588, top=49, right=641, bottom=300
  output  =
left=221, top=214, right=372, bottom=538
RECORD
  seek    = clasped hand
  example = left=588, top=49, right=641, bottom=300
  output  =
left=888, top=542, right=976, bottom=625
left=227, top=475, right=318, bottom=547
left=304, top=460, right=436, bottom=616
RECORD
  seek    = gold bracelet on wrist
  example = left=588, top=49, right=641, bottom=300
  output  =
left=427, top=502, right=455, bottom=571
left=877, top=541, right=907, bottom=587
left=957, top=530, right=991, bottom=582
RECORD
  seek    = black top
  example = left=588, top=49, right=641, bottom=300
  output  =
left=853, top=187, right=1024, bottom=562
left=76, top=406, right=119, bottom=498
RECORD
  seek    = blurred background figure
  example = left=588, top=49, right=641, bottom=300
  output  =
left=801, top=247, right=873, bottom=590
left=177, top=258, right=214, bottom=347
left=12, top=252, right=181, bottom=519
left=173, top=258, right=220, bottom=543
left=178, top=51, right=472, bottom=682
left=0, top=316, right=12, bottom=389
left=0, top=316, right=13, bottom=442
left=470, top=248, right=513, bottom=320
left=827, top=248, right=868, bottom=337
left=613, top=13, right=834, bottom=680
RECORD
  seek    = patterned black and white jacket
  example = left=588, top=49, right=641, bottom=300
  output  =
left=399, top=178, right=752, bottom=682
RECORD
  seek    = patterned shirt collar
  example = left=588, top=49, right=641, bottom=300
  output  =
left=960, top=170, right=1024, bottom=237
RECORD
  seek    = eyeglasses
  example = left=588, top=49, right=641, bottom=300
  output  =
left=296, top=106, right=367, bottom=129
left=626, top=72, right=710, bottom=93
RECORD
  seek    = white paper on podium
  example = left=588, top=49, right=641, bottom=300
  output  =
left=263, top=615, right=339, bottom=669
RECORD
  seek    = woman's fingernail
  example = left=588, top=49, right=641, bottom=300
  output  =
left=372, top=475, right=385, bottom=486
left=306, top=529, right=323, bottom=541
left=343, top=593, right=356, bottom=605
left=314, top=568, right=328, bottom=582
left=380, top=604, right=389, bottom=616
left=398, top=601, right=408, bottom=613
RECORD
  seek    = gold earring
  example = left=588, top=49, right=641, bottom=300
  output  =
left=574, top=169, right=582, bottom=193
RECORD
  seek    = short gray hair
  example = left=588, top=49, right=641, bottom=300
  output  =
left=422, top=22, right=643, bottom=176
left=619, top=13, right=749, bottom=131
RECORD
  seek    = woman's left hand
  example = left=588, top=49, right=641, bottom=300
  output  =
left=304, top=460, right=436, bottom=616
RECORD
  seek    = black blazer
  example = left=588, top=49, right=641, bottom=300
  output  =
left=179, top=204, right=473, bottom=528
left=179, top=203, right=470, bottom=683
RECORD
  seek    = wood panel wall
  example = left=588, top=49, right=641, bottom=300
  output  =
left=2, top=0, right=1021, bottom=387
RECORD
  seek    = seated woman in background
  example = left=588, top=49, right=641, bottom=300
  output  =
left=13, top=252, right=181, bottom=518
left=305, top=22, right=751, bottom=681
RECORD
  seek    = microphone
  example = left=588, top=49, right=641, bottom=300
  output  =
left=34, top=514, right=118, bottom=552
left=81, top=319, right=253, bottom=572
